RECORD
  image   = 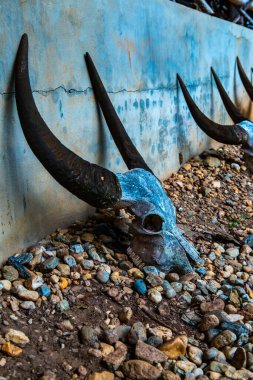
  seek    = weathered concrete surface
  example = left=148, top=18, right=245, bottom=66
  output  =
left=0, top=0, right=253, bottom=261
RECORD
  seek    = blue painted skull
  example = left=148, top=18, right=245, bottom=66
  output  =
left=15, top=35, right=202, bottom=276
left=116, top=169, right=203, bottom=273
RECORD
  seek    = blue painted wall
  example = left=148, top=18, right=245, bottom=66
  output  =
left=0, top=0, right=252, bottom=260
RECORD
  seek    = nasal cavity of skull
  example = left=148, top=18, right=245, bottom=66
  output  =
left=143, top=214, right=163, bottom=233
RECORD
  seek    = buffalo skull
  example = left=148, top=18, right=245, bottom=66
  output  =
left=15, top=34, right=202, bottom=274
left=177, top=64, right=253, bottom=173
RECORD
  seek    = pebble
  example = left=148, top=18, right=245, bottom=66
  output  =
left=104, top=325, right=131, bottom=344
left=159, top=335, right=187, bottom=359
left=163, top=280, right=177, bottom=298
left=63, top=255, right=76, bottom=267
left=198, top=314, right=220, bottom=331
left=187, top=344, right=203, bottom=365
left=226, top=247, right=240, bottom=258
left=41, top=257, right=59, bottom=272
left=2, top=266, right=19, bottom=281
left=147, top=335, right=163, bottom=347
left=148, top=288, right=162, bottom=303
left=57, top=263, right=70, bottom=276
left=70, top=244, right=84, bottom=254
left=5, top=329, right=29, bottom=346
left=148, top=326, right=172, bottom=341
left=56, top=299, right=70, bottom=312
left=59, top=277, right=68, bottom=290
left=100, top=343, right=114, bottom=357
left=231, top=162, right=240, bottom=171
left=38, top=285, right=51, bottom=297
left=103, top=341, right=127, bottom=370
left=134, top=279, right=147, bottom=295
left=205, top=156, right=221, bottom=167
left=211, top=330, right=237, bottom=349
left=135, top=340, right=167, bottom=364
left=57, top=319, right=74, bottom=331
left=96, top=269, right=110, bottom=284
left=20, top=301, right=36, bottom=310
left=128, top=322, right=147, bottom=345
left=0, top=280, right=11, bottom=291
left=1, top=342, right=23, bottom=357
left=14, top=284, right=39, bottom=301
left=123, top=360, right=162, bottom=379
left=80, top=325, right=98, bottom=346
left=200, top=299, right=225, bottom=313
left=119, top=307, right=133, bottom=323
left=174, top=360, right=196, bottom=375
left=88, top=371, right=114, bottom=380
left=81, top=259, right=94, bottom=270
left=24, top=275, right=43, bottom=290
left=231, top=347, right=247, bottom=369
left=146, top=273, right=163, bottom=287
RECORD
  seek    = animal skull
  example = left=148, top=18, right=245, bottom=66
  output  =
left=178, top=65, right=253, bottom=173
left=15, top=34, right=202, bottom=274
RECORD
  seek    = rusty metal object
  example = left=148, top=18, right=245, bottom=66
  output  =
left=237, top=57, right=253, bottom=101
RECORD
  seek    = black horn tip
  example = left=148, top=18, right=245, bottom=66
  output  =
left=16, top=33, right=29, bottom=78
left=84, top=52, right=92, bottom=65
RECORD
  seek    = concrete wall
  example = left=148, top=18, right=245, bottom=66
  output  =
left=0, top=0, right=253, bottom=261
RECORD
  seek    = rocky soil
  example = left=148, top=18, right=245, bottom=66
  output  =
left=0, top=145, right=252, bottom=380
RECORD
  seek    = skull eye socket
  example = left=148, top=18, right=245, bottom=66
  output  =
left=143, top=214, right=163, bottom=233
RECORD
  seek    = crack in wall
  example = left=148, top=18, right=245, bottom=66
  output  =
left=0, top=76, right=228, bottom=97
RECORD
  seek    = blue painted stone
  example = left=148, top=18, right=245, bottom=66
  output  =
left=63, top=255, right=76, bottom=267
left=134, top=279, right=147, bottom=295
left=143, top=266, right=159, bottom=276
left=56, top=299, right=70, bottom=312
left=38, top=285, right=51, bottom=298
left=41, top=256, right=59, bottom=272
left=220, top=322, right=249, bottom=346
left=96, top=270, right=110, bottom=284
left=15, top=252, right=33, bottom=264
left=81, top=259, right=94, bottom=270
left=196, top=267, right=206, bottom=276
left=162, top=280, right=176, bottom=298
left=70, top=244, right=84, bottom=253
left=56, top=235, right=69, bottom=243
left=87, top=245, right=104, bottom=262
left=7, top=257, right=30, bottom=279
left=244, top=235, right=253, bottom=248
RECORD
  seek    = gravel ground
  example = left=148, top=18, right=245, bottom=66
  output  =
left=0, top=145, right=252, bottom=380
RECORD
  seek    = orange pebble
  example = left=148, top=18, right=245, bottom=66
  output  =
left=1, top=342, right=23, bottom=357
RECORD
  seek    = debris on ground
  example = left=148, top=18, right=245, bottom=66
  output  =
left=0, top=145, right=252, bottom=379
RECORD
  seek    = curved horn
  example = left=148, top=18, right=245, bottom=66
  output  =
left=15, top=34, right=121, bottom=208
left=84, top=53, right=153, bottom=174
left=177, top=74, right=247, bottom=145
left=211, top=67, right=245, bottom=124
left=237, top=57, right=253, bottom=101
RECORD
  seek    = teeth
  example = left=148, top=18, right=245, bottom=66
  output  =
left=127, top=247, right=145, bottom=270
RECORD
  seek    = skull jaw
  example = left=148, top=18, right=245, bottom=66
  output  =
left=130, top=233, right=196, bottom=274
